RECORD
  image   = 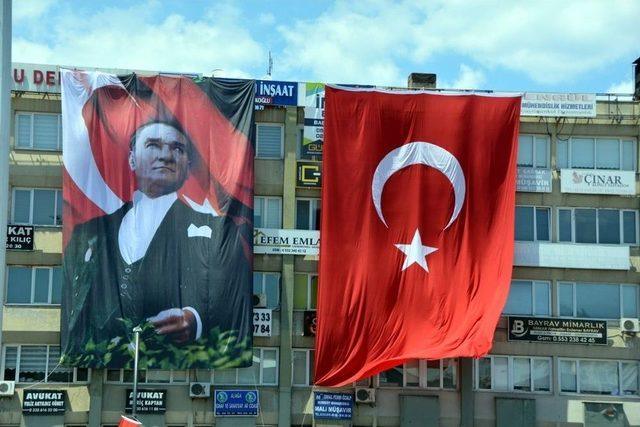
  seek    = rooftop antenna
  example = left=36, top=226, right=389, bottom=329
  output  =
left=267, top=51, right=273, bottom=77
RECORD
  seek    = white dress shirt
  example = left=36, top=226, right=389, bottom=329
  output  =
left=118, top=191, right=202, bottom=339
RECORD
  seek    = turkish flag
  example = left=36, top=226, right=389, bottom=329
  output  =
left=315, top=87, right=521, bottom=386
left=118, top=415, right=142, bottom=426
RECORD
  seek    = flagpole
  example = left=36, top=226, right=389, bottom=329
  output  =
left=0, top=0, right=12, bottom=360
left=131, top=326, right=142, bottom=419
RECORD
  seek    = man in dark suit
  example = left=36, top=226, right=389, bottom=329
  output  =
left=61, top=121, right=252, bottom=365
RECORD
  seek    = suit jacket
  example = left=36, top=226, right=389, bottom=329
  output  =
left=60, top=199, right=252, bottom=365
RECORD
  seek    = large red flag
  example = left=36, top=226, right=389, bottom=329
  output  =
left=315, top=87, right=521, bottom=386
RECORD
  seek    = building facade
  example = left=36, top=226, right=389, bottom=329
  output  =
left=0, top=63, right=639, bottom=426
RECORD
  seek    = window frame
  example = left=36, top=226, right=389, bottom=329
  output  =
left=253, top=271, right=281, bottom=310
left=211, top=347, right=279, bottom=386
left=292, top=348, right=314, bottom=387
left=295, top=197, right=321, bottom=231
left=5, top=265, right=62, bottom=305
left=293, top=273, right=318, bottom=311
left=515, top=205, right=551, bottom=242
left=376, top=359, right=458, bottom=390
left=255, top=123, right=284, bottom=159
left=254, top=196, right=282, bottom=229
left=518, top=134, right=550, bottom=169
left=557, top=137, right=637, bottom=171
left=474, top=355, right=552, bottom=394
left=503, top=280, right=551, bottom=317
left=1, top=344, right=90, bottom=384
left=557, top=207, right=639, bottom=245
left=11, top=187, right=63, bottom=226
left=14, top=112, right=63, bottom=151
left=557, top=282, right=639, bottom=320
left=558, top=358, right=640, bottom=397
left=104, top=368, right=188, bottom=384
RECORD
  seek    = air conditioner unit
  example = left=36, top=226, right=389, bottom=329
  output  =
left=0, top=381, right=15, bottom=397
left=620, top=318, right=640, bottom=333
left=253, top=293, right=267, bottom=308
left=189, top=382, right=211, bottom=398
left=355, top=387, right=375, bottom=404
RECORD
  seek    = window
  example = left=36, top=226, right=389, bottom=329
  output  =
left=105, top=369, right=187, bottom=384
left=503, top=280, right=550, bottom=316
left=212, top=348, right=278, bottom=386
left=12, top=188, right=62, bottom=226
left=253, top=272, right=280, bottom=309
left=256, top=123, right=283, bottom=159
left=475, top=356, right=551, bottom=393
left=558, top=208, right=638, bottom=245
left=296, top=198, right=321, bottom=230
left=515, top=206, right=550, bottom=241
left=292, top=349, right=314, bottom=386
left=6, top=266, right=62, bottom=304
left=558, top=282, right=639, bottom=319
left=557, top=137, right=637, bottom=171
left=2, top=345, right=89, bottom=383
left=294, top=273, right=318, bottom=310
left=15, top=112, right=62, bottom=150
left=559, top=359, right=639, bottom=396
left=378, top=359, right=457, bottom=389
left=518, top=135, right=549, bottom=168
left=254, top=196, right=282, bottom=228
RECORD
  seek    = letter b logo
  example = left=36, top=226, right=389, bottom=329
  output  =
left=512, top=320, right=526, bottom=336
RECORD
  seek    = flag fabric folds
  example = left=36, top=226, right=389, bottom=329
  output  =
left=315, top=87, right=521, bottom=386
left=119, top=415, right=142, bottom=426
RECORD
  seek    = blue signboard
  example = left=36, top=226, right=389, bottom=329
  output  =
left=214, top=390, right=259, bottom=417
left=314, top=392, right=353, bottom=420
left=255, top=80, right=298, bottom=106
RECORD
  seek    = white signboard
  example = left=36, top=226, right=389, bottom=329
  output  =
left=253, top=309, right=272, bottom=337
left=254, top=228, right=320, bottom=255
left=560, top=169, right=636, bottom=195
left=521, top=92, right=596, bottom=118
left=516, top=168, right=552, bottom=193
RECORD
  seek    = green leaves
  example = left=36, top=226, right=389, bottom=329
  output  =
left=61, top=320, right=252, bottom=369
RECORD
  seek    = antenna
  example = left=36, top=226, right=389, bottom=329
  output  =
left=267, top=51, right=273, bottom=77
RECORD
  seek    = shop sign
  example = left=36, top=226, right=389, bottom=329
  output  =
left=560, top=169, right=636, bottom=195
left=125, top=389, right=166, bottom=414
left=254, top=228, right=319, bottom=255
left=314, top=392, right=353, bottom=420
left=6, top=225, right=34, bottom=250
left=507, top=316, right=607, bottom=345
left=22, top=390, right=65, bottom=415
left=297, top=161, right=322, bottom=188
left=253, top=308, right=272, bottom=337
left=300, top=82, right=325, bottom=150
left=254, top=80, right=298, bottom=107
left=521, top=92, right=596, bottom=117
left=214, top=390, right=259, bottom=416
left=516, top=168, right=552, bottom=193
left=303, top=311, right=317, bottom=336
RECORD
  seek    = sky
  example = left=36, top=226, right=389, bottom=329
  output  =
left=10, top=0, right=640, bottom=94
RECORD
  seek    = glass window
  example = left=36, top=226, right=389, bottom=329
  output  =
left=3, top=347, right=18, bottom=381
left=493, top=357, right=509, bottom=391
left=598, top=209, right=620, bottom=244
left=535, top=208, right=550, bottom=241
left=212, top=348, right=278, bottom=386
left=292, top=349, right=314, bottom=386
left=513, top=358, right=531, bottom=391
left=623, top=211, right=637, bottom=244
left=296, top=198, right=321, bottom=230
left=6, top=266, right=62, bottom=305
left=426, top=360, right=440, bottom=388
left=563, top=137, right=637, bottom=171
left=596, top=139, right=620, bottom=169
left=404, top=360, right=420, bottom=387
left=535, top=137, right=548, bottom=168
left=515, top=207, right=534, bottom=241
left=518, top=135, right=549, bottom=168
left=580, top=360, right=618, bottom=395
left=560, top=360, right=577, bottom=392
left=477, top=357, right=491, bottom=390
left=476, top=356, right=551, bottom=393
left=253, top=272, right=280, bottom=309
left=504, top=281, right=549, bottom=316
left=558, top=209, right=572, bottom=242
left=256, top=124, right=283, bottom=158
left=517, top=135, right=533, bottom=167
left=442, top=359, right=456, bottom=389
left=575, top=209, right=597, bottom=243
left=533, top=359, right=551, bottom=392
left=572, top=138, right=595, bottom=168
left=621, top=362, right=639, bottom=395
left=560, top=283, right=638, bottom=319
left=378, top=366, right=403, bottom=387
left=622, top=140, right=636, bottom=171
left=14, top=113, right=62, bottom=150
left=12, top=188, right=62, bottom=226
left=557, top=140, right=568, bottom=169
left=294, top=274, right=317, bottom=310
left=254, top=196, right=282, bottom=229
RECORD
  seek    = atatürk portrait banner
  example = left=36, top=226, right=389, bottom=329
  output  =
left=60, top=71, right=254, bottom=369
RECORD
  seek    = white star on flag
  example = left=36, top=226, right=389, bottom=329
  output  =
left=394, top=229, right=438, bottom=272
